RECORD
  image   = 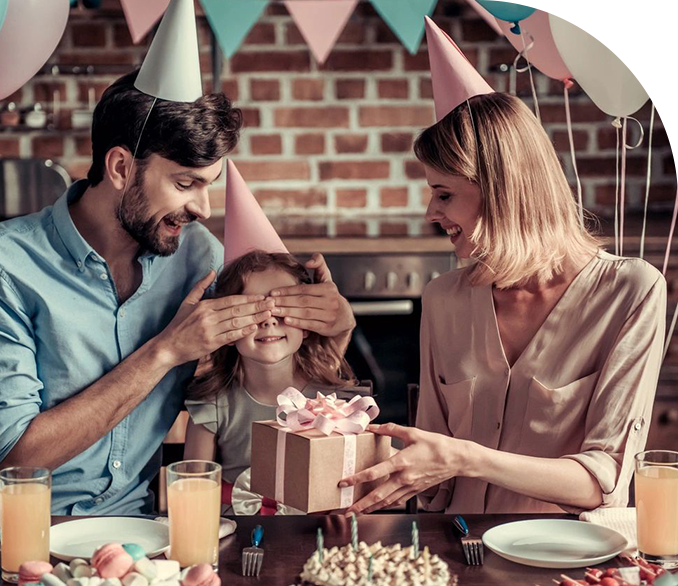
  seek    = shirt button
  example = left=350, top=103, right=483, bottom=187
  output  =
left=119, top=309, right=126, bottom=318
left=100, top=273, right=108, bottom=280
left=112, top=460, right=122, bottom=469
left=634, top=421, right=642, bottom=431
left=496, top=422, right=501, bottom=430
left=95, top=497, right=103, bottom=504
left=504, top=367, right=510, bottom=375
left=77, top=261, right=82, bottom=267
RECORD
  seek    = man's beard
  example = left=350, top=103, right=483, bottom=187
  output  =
left=116, top=170, right=196, bottom=257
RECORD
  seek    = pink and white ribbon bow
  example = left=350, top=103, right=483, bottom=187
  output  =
left=275, top=387, right=379, bottom=436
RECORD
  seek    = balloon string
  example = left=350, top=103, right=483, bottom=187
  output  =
left=120, top=97, right=158, bottom=206
left=663, top=186, right=678, bottom=276
left=563, top=83, right=583, bottom=226
left=613, top=117, right=621, bottom=256
left=619, top=117, right=628, bottom=256
left=519, top=30, right=540, bottom=123
left=640, top=106, right=654, bottom=260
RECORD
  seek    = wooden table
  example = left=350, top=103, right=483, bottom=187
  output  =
left=42, top=514, right=627, bottom=586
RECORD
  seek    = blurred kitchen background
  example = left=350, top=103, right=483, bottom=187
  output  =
left=0, top=0, right=676, bottom=451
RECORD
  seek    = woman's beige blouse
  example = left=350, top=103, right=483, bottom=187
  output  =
left=416, top=250, right=666, bottom=513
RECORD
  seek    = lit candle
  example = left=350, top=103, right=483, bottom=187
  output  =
left=351, top=513, right=359, bottom=551
left=317, top=527, right=324, bottom=563
left=423, top=546, right=430, bottom=583
left=367, top=553, right=374, bottom=583
left=411, top=521, right=419, bottom=558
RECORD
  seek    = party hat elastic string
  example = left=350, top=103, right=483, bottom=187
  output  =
left=119, top=97, right=158, bottom=209
left=640, top=104, right=656, bottom=260
left=563, top=81, right=583, bottom=226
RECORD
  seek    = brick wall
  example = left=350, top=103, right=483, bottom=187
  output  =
left=0, top=0, right=675, bottom=224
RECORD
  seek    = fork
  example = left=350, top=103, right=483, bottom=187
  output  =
left=461, top=536, right=484, bottom=566
left=242, top=524, right=264, bottom=577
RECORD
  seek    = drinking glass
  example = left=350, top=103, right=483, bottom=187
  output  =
left=0, top=467, right=52, bottom=583
left=635, top=450, right=678, bottom=568
left=166, top=460, right=221, bottom=568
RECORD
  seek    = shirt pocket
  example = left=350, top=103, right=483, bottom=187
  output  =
left=438, top=376, right=476, bottom=440
left=524, top=371, right=600, bottom=443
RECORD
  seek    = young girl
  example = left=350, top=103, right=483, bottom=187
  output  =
left=183, top=250, right=356, bottom=514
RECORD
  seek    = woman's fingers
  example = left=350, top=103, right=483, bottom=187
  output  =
left=339, top=456, right=398, bottom=488
left=345, top=477, right=403, bottom=516
left=362, top=486, right=413, bottom=515
left=368, top=422, right=414, bottom=443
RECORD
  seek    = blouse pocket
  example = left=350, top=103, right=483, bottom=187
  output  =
left=439, top=376, right=476, bottom=440
left=524, top=371, right=600, bottom=442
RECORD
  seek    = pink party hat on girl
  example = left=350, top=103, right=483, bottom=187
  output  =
left=424, top=16, right=493, bottom=121
left=223, top=160, right=289, bottom=264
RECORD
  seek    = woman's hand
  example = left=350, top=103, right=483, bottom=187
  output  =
left=339, top=423, right=467, bottom=515
left=269, top=253, right=356, bottom=347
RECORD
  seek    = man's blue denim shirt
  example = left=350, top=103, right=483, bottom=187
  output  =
left=0, top=180, right=223, bottom=514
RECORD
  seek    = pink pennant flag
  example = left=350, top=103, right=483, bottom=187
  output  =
left=425, top=16, right=494, bottom=121
left=120, top=0, right=171, bottom=44
left=284, top=0, right=358, bottom=64
left=224, top=160, right=289, bottom=264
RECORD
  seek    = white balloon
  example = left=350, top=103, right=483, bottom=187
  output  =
left=549, top=13, right=649, bottom=118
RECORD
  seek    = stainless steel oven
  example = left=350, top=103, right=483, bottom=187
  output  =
left=321, top=253, right=456, bottom=425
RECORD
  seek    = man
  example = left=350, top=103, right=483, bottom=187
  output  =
left=0, top=71, right=355, bottom=514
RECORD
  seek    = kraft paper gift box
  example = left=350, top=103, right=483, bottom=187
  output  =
left=250, top=420, right=392, bottom=513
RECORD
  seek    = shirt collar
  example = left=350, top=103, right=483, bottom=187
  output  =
left=52, top=180, right=97, bottom=271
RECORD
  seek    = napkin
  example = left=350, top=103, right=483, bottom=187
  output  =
left=579, top=507, right=637, bottom=553
left=154, top=517, right=237, bottom=539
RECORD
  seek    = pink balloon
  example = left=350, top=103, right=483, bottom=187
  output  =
left=497, top=9, right=572, bottom=83
left=0, top=0, right=70, bottom=100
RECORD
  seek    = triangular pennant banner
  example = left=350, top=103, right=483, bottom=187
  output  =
left=370, top=0, right=438, bottom=54
left=200, top=0, right=269, bottom=59
left=119, top=0, right=170, bottom=45
left=224, top=160, right=288, bottom=264
left=135, top=0, right=202, bottom=102
left=284, top=0, right=358, bottom=64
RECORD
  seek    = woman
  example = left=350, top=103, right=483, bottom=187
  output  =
left=339, top=91, right=666, bottom=515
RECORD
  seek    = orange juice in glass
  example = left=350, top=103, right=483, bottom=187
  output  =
left=167, top=460, right=221, bottom=569
left=635, top=450, right=678, bottom=568
left=0, top=467, right=52, bottom=583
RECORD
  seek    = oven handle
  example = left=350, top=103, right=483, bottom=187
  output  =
left=349, top=300, right=414, bottom=316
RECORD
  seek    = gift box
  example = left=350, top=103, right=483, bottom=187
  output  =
left=250, top=387, right=391, bottom=513
left=250, top=420, right=391, bottom=513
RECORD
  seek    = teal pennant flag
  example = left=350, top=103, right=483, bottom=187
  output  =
left=370, top=0, right=438, bottom=54
left=200, top=0, right=269, bottom=58
left=0, top=0, right=8, bottom=32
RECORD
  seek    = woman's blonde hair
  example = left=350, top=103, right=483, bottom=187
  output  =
left=414, top=92, right=600, bottom=289
left=187, top=250, right=356, bottom=401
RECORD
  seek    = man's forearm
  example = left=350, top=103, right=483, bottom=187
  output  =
left=2, top=338, right=177, bottom=470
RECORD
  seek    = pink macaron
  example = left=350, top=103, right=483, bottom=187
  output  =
left=182, top=564, right=220, bottom=586
left=18, top=561, right=53, bottom=586
left=91, top=543, right=134, bottom=579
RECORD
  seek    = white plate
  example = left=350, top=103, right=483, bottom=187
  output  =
left=482, top=519, right=628, bottom=569
left=50, top=517, right=170, bottom=562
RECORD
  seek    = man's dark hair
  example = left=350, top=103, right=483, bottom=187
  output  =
left=87, top=70, right=242, bottom=186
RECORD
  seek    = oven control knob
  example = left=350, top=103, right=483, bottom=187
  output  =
left=364, top=271, right=376, bottom=291
left=407, top=272, right=420, bottom=290
left=429, top=271, right=441, bottom=282
left=386, top=271, right=398, bottom=291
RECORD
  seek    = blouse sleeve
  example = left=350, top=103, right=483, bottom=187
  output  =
left=561, top=273, right=666, bottom=509
left=185, top=396, right=219, bottom=435
left=415, top=290, right=454, bottom=512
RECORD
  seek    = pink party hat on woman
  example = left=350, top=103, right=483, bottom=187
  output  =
left=424, top=16, right=493, bottom=121
left=223, top=160, right=289, bottom=264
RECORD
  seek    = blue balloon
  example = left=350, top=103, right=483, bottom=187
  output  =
left=0, top=0, right=8, bottom=33
left=476, top=1, right=536, bottom=25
